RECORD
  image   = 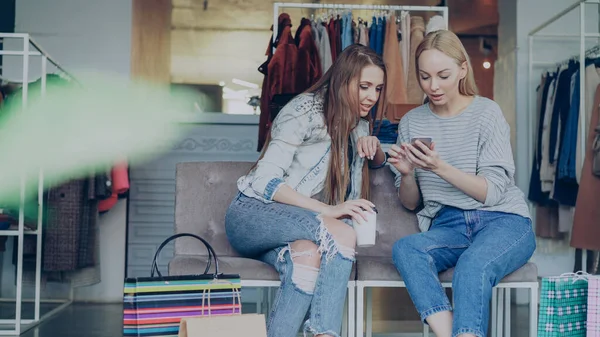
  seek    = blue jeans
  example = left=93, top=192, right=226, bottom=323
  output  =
left=392, top=206, right=536, bottom=337
left=225, top=192, right=354, bottom=337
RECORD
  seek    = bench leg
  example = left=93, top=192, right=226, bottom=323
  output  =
left=365, top=288, right=373, bottom=337
left=347, top=284, right=356, bottom=337
left=256, top=287, right=263, bottom=314
left=491, top=287, right=498, bottom=337
left=356, top=284, right=364, bottom=337
left=504, top=288, right=511, bottom=337
left=342, top=296, right=348, bottom=337
left=497, top=288, right=504, bottom=337
left=529, top=285, right=538, bottom=337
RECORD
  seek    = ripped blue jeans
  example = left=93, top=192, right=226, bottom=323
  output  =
left=225, top=192, right=354, bottom=337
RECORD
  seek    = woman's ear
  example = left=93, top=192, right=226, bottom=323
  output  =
left=459, top=61, right=468, bottom=79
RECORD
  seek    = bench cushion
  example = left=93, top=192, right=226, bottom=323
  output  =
left=174, top=162, right=255, bottom=258
left=169, top=255, right=357, bottom=282
left=356, top=256, right=538, bottom=283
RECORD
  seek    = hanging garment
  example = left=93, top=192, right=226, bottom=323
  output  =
left=400, top=12, right=411, bottom=84
left=359, top=21, right=369, bottom=47
left=382, top=15, right=408, bottom=120
left=528, top=72, right=550, bottom=204
left=375, top=16, right=384, bottom=56
left=536, top=204, right=562, bottom=239
left=528, top=73, right=562, bottom=240
left=257, top=14, right=286, bottom=151
left=341, top=11, right=353, bottom=50
left=257, top=13, right=297, bottom=151
left=549, top=62, right=576, bottom=166
left=44, top=177, right=98, bottom=271
left=327, top=17, right=338, bottom=63
left=294, top=17, right=311, bottom=45
left=311, top=20, right=320, bottom=51
left=571, top=84, right=600, bottom=250
left=369, top=16, right=377, bottom=52
left=576, top=63, right=600, bottom=182
left=315, top=20, right=333, bottom=73
left=336, top=15, right=343, bottom=57
left=296, top=21, right=322, bottom=92
left=557, top=70, right=581, bottom=181
left=551, top=64, right=579, bottom=207
left=406, top=16, right=425, bottom=104
left=98, top=161, right=130, bottom=212
left=426, top=15, right=446, bottom=34
left=540, top=69, right=560, bottom=192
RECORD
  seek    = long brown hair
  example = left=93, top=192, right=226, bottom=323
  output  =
left=257, top=45, right=386, bottom=205
left=306, top=44, right=386, bottom=205
left=415, top=30, right=478, bottom=96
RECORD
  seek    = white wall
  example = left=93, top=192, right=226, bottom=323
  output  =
left=0, top=0, right=132, bottom=303
left=496, top=0, right=600, bottom=280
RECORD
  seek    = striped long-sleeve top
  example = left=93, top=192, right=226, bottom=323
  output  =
left=391, top=96, right=531, bottom=232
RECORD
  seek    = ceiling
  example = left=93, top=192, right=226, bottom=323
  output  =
left=172, top=0, right=498, bottom=37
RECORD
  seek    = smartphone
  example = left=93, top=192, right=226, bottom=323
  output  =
left=410, top=137, right=433, bottom=153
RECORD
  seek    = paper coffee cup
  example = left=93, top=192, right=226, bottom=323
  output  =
left=353, top=207, right=377, bottom=247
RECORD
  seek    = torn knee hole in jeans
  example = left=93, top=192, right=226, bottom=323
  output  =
left=277, top=245, right=320, bottom=293
left=291, top=263, right=320, bottom=293
left=316, top=215, right=355, bottom=261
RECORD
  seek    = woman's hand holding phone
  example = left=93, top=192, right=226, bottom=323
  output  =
left=404, top=138, right=442, bottom=172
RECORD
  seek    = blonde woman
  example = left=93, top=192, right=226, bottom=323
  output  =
left=388, top=30, right=535, bottom=337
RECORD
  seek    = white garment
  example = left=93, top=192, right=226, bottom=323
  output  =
left=540, top=73, right=558, bottom=192
left=400, top=11, right=410, bottom=84
left=426, top=15, right=446, bottom=34
left=558, top=205, right=574, bottom=233
left=315, top=20, right=333, bottom=74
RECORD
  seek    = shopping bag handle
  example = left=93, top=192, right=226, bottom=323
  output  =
left=150, top=233, right=219, bottom=278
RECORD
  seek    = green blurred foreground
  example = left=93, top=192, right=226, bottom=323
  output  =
left=0, top=72, right=196, bottom=211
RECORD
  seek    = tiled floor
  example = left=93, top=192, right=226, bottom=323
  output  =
left=0, top=302, right=122, bottom=337
left=0, top=301, right=532, bottom=337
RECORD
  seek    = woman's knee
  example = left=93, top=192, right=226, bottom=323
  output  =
left=287, top=240, right=321, bottom=294
left=321, top=216, right=357, bottom=259
left=289, top=240, right=321, bottom=267
left=452, top=253, right=497, bottom=289
left=393, top=235, right=422, bottom=259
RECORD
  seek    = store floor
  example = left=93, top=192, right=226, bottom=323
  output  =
left=0, top=302, right=531, bottom=337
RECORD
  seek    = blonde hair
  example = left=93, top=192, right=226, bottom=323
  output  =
left=415, top=30, right=478, bottom=96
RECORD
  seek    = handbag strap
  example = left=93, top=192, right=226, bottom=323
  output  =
left=150, top=233, right=219, bottom=278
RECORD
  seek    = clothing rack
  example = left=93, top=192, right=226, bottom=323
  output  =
left=0, top=34, right=79, bottom=86
left=269, top=2, right=449, bottom=155
left=527, top=0, right=600, bottom=273
left=535, top=45, right=600, bottom=72
left=0, top=32, right=74, bottom=336
left=272, top=2, right=449, bottom=47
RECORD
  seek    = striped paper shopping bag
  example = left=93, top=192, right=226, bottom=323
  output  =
left=588, top=276, right=600, bottom=337
left=123, top=233, right=242, bottom=337
left=538, top=273, right=588, bottom=337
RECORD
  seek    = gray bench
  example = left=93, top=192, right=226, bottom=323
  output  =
left=169, top=161, right=539, bottom=337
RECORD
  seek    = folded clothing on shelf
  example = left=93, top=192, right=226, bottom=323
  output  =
left=373, top=119, right=399, bottom=144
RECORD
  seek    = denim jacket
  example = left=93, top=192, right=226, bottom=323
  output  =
left=238, top=92, right=385, bottom=203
